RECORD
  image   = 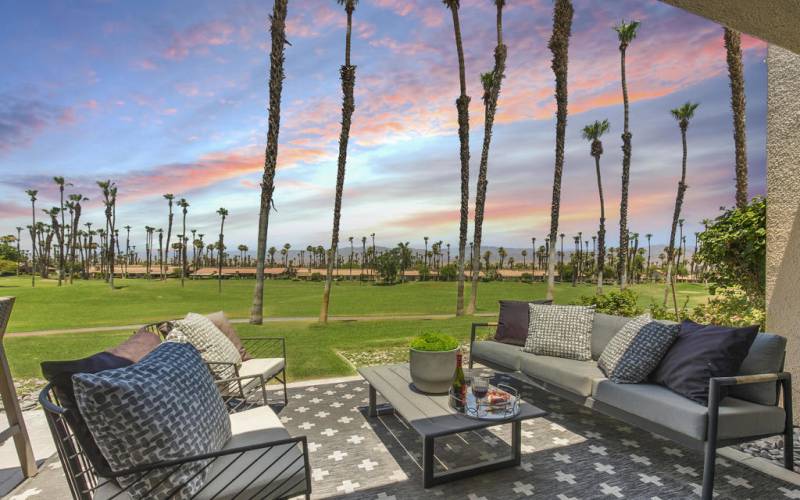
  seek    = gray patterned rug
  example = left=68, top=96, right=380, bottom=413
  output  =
left=7, top=371, right=800, bottom=499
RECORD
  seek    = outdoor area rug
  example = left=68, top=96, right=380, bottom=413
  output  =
left=7, top=371, right=800, bottom=499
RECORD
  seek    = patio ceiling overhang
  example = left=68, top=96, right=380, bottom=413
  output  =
left=660, top=0, right=800, bottom=54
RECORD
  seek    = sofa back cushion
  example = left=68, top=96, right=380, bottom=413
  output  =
left=590, top=313, right=632, bottom=360
left=494, top=299, right=553, bottom=346
left=170, top=313, right=242, bottom=378
left=73, top=342, right=232, bottom=499
left=729, top=332, right=787, bottom=406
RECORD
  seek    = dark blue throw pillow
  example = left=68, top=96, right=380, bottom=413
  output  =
left=650, top=320, right=759, bottom=405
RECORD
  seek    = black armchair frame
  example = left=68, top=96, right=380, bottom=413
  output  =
left=39, top=381, right=311, bottom=499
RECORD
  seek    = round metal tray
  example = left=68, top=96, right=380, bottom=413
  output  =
left=449, top=383, right=521, bottom=421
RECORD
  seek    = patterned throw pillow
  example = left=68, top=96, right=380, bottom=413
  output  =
left=169, top=312, right=242, bottom=379
left=598, top=314, right=680, bottom=383
left=73, top=343, right=232, bottom=499
left=523, top=304, right=595, bottom=360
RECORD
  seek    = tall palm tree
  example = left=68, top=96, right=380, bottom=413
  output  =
left=545, top=0, right=574, bottom=300
left=250, top=0, right=289, bottom=325
left=15, top=227, right=22, bottom=276
left=645, top=233, right=652, bottom=281
left=25, top=190, right=37, bottom=287
left=67, top=194, right=86, bottom=283
left=156, top=229, right=163, bottom=278
left=283, top=243, right=291, bottom=268
left=162, top=194, right=174, bottom=279
left=664, top=102, right=700, bottom=313
left=467, top=0, right=507, bottom=314
left=724, top=27, right=748, bottom=209
left=216, top=207, right=228, bottom=293
left=320, top=0, right=359, bottom=323
left=582, top=119, right=610, bottom=293
left=443, top=0, right=471, bottom=316
left=53, top=176, right=70, bottom=285
left=614, top=19, right=640, bottom=290
left=178, top=198, right=189, bottom=287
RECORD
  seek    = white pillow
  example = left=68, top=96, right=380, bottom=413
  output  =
left=169, top=313, right=242, bottom=378
left=523, top=304, right=595, bottom=360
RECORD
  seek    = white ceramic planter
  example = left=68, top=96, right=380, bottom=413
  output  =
left=409, top=347, right=458, bottom=394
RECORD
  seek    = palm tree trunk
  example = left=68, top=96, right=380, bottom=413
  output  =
left=163, top=204, right=173, bottom=280
left=664, top=125, right=689, bottom=314
left=545, top=0, right=574, bottom=301
left=618, top=45, right=632, bottom=289
left=724, top=27, right=748, bottom=209
left=468, top=5, right=506, bottom=315
left=251, top=0, right=288, bottom=324
left=321, top=7, right=356, bottom=323
left=447, top=4, right=471, bottom=317
left=594, top=151, right=606, bottom=294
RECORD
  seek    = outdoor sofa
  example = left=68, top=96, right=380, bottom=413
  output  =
left=469, top=312, right=793, bottom=500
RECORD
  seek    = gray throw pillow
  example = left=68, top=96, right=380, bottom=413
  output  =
left=523, top=304, right=595, bottom=360
left=73, top=342, right=231, bottom=499
left=598, top=314, right=680, bottom=383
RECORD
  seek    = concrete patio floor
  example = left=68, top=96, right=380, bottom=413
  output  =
left=4, top=370, right=800, bottom=499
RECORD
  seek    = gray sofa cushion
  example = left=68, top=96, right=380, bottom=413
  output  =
left=520, top=354, right=606, bottom=397
left=591, top=313, right=632, bottom=360
left=471, top=341, right=522, bottom=371
left=730, top=333, right=787, bottom=406
left=593, top=380, right=785, bottom=441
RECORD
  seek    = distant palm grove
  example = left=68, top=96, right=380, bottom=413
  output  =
left=4, top=0, right=754, bottom=323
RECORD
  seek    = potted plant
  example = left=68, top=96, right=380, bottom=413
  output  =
left=409, top=332, right=460, bottom=394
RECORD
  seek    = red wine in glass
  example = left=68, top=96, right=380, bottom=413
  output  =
left=472, top=377, right=489, bottom=399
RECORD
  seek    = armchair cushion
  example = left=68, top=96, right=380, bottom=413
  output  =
left=206, top=311, right=252, bottom=361
left=239, top=358, right=285, bottom=381
left=73, top=342, right=232, bottom=499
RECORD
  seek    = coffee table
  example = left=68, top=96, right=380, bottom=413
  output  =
left=359, top=363, right=546, bottom=488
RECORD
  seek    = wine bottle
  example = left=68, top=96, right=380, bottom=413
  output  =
left=452, top=350, right=466, bottom=411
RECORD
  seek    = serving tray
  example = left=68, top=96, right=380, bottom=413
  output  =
left=449, top=383, right=521, bottom=421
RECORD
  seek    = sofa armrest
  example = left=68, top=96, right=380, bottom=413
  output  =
left=469, top=322, right=499, bottom=369
left=102, top=435, right=311, bottom=499
left=710, top=371, right=790, bottom=387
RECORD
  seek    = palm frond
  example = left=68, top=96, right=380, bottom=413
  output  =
left=613, top=20, right=641, bottom=43
left=671, top=101, right=700, bottom=121
left=581, top=119, right=610, bottom=141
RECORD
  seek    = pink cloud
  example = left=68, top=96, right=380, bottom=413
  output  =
left=163, top=21, right=235, bottom=60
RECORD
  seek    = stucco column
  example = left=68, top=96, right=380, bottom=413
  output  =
left=766, top=44, right=800, bottom=422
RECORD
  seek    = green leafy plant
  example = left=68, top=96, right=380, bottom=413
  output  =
left=575, top=289, right=643, bottom=317
left=438, top=264, right=457, bottom=281
left=375, top=249, right=401, bottom=284
left=691, top=285, right=765, bottom=330
left=409, top=332, right=459, bottom=352
left=520, top=272, right=534, bottom=284
left=695, top=197, right=765, bottom=304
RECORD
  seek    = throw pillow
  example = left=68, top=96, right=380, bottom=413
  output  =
left=206, top=311, right=252, bottom=361
left=651, top=320, right=759, bottom=405
left=598, top=315, right=680, bottom=383
left=73, top=342, right=231, bottom=499
left=494, top=299, right=553, bottom=346
left=107, top=328, right=162, bottom=362
left=523, top=304, right=595, bottom=361
left=41, top=352, right=133, bottom=476
left=170, top=312, right=242, bottom=378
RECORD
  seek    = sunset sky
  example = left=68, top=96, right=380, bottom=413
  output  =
left=0, top=0, right=767, bottom=252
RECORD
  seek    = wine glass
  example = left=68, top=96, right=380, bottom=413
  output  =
left=472, top=376, right=489, bottom=406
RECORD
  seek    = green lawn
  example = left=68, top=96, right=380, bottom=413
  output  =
left=5, top=318, right=480, bottom=381
left=0, top=276, right=710, bottom=332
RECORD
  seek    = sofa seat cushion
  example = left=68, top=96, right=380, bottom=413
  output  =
left=520, top=355, right=606, bottom=397
left=239, top=358, right=285, bottom=380
left=95, top=406, right=307, bottom=500
left=593, top=381, right=786, bottom=441
left=471, top=341, right=522, bottom=371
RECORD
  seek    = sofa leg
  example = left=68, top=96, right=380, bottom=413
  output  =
left=783, top=377, right=794, bottom=471
left=282, top=370, right=289, bottom=406
left=701, top=440, right=716, bottom=500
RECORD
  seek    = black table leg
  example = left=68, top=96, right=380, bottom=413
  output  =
left=368, top=384, right=377, bottom=418
left=423, top=436, right=435, bottom=488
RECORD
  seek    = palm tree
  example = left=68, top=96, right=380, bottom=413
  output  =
left=664, top=102, right=700, bottom=313
left=178, top=198, right=189, bottom=287
left=66, top=194, right=86, bottom=283
left=614, top=19, right=640, bottom=290
left=467, top=0, right=507, bottom=314
left=581, top=119, right=610, bottom=293
left=724, top=27, right=748, bottom=209
left=268, top=246, right=277, bottom=266
left=443, top=0, right=471, bottom=316
left=15, top=227, right=22, bottom=276
left=360, top=236, right=367, bottom=279
left=521, top=249, right=527, bottom=268
left=162, top=194, right=174, bottom=279
left=216, top=207, right=228, bottom=293
left=498, top=246, right=507, bottom=269
left=250, top=0, right=289, bottom=324
left=545, top=0, right=574, bottom=300
left=283, top=243, right=291, bottom=268
left=320, top=0, right=359, bottom=323
left=53, top=176, right=70, bottom=285
left=156, top=228, right=163, bottom=278
left=645, top=233, right=652, bottom=281
left=25, top=190, right=37, bottom=287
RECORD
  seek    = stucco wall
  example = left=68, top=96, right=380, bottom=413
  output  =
left=766, top=45, right=800, bottom=421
